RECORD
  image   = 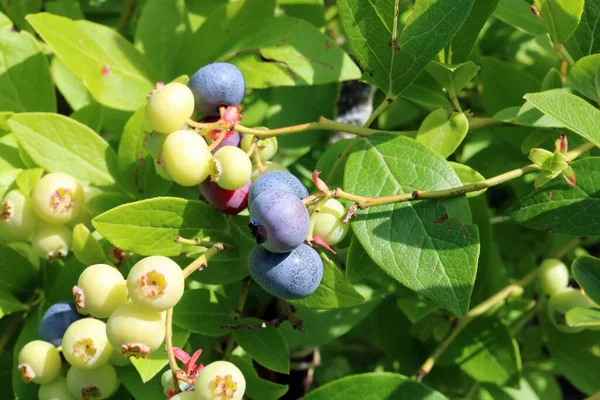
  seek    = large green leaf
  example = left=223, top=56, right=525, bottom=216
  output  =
left=172, top=289, right=233, bottom=336
left=439, top=317, right=521, bottom=386
left=337, top=0, right=475, bottom=96
left=0, top=26, right=55, bottom=112
left=92, top=198, right=230, bottom=256
left=572, top=255, right=600, bottom=304
left=288, top=253, right=364, bottom=309
left=180, top=0, right=359, bottom=88
left=534, top=0, right=584, bottom=44
left=512, top=158, right=600, bottom=235
left=344, top=135, right=480, bottom=316
left=494, top=0, right=547, bottom=35
left=566, top=0, right=600, bottom=60
left=51, top=57, right=92, bottom=111
left=134, top=0, right=191, bottom=82
left=0, top=242, right=37, bottom=297
left=8, top=113, right=119, bottom=186
left=232, top=318, right=290, bottom=374
left=449, top=0, right=500, bottom=63
left=525, top=90, right=600, bottom=146
left=568, top=54, right=600, bottom=101
left=302, top=373, right=448, bottom=400
left=27, top=13, right=157, bottom=111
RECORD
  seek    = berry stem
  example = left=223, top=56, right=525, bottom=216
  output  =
left=182, top=243, right=225, bottom=278
left=252, top=146, right=265, bottom=174
left=165, top=308, right=195, bottom=393
left=363, top=97, right=392, bottom=128
left=414, top=268, right=539, bottom=382
left=207, top=129, right=227, bottom=152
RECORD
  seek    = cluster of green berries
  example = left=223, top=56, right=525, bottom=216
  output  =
left=538, top=258, right=597, bottom=333
left=0, top=172, right=87, bottom=261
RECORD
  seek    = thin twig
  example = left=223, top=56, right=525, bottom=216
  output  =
left=181, top=243, right=225, bottom=278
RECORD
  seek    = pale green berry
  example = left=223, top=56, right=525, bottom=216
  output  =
left=250, top=161, right=288, bottom=182
left=172, top=391, right=197, bottom=400
left=0, top=189, right=41, bottom=240
left=106, top=302, right=166, bottom=359
left=32, top=223, right=72, bottom=261
left=17, top=340, right=62, bottom=384
left=73, top=264, right=128, bottom=318
left=195, top=361, right=246, bottom=400
left=62, top=318, right=113, bottom=370
left=547, top=288, right=591, bottom=333
left=127, top=256, right=185, bottom=312
left=538, top=258, right=569, bottom=296
left=38, top=376, right=75, bottom=400
left=240, top=134, right=278, bottom=161
left=145, top=82, right=195, bottom=134
left=146, top=131, right=174, bottom=181
left=108, top=346, right=131, bottom=367
left=163, top=130, right=212, bottom=186
left=210, top=146, right=252, bottom=190
left=66, top=363, right=119, bottom=400
left=32, top=172, right=84, bottom=225
left=310, top=199, right=350, bottom=245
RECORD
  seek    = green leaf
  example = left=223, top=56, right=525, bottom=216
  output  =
left=12, top=308, right=42, bottom=400
left=44, top=0, right=84, bottom=19
left=15, top=168, right=43, bottom=195
left=400, top=71, right=453, bottom=110
left=302, top=372, right=449, bottom=400
left=477, top=369, right=562, bottom=400
left=566, top=307, right=600, bottom=327
left=426, top=61, right=481, bottom=94
left=8, top=113, right=119, bottom=186
left=450, top=0, right=500, bottom=63
left=494, top=102, right=564, bottom=129
left=27, top=12, right=157, bottom=111
left=278, top=0, right=325, bottom=27
left=172, top=289, right=233, bottom=336
left=450, top=162, right=486, bottom=198
left=181, top=0, right=359, bottom=88
left=0, top=242, right=37, bottom=297
left=119, top=365, right=164, bottom=400
left=131, top=325, right=190, bottom=383
left=93, top=198, right=229, bottom=256
left=565, top=0, right=600, bottom=60
left=542, top=68, right=563, bottom=90
left=44, top=257, right=86, bottom=305
left=0, top=290, right=27, bottom=318
left=51, top=57, right=92, bottom=111
left=344, top=135, right=480, bottom=316
left=230, top=355, right=288, bottom=400
left=280, top=293, right=382, bottom=349
left=572, top=255, right=600, bottom=305
left=416, top=109, right=469, bottom=158
left=345, top=236, right=380, bottom=284
left=70, top=102, right=104, bottom=133
left=134, top=0, right=191, bottom=82
left=568, top=54, right=600, bottom=101
left=72, top=223, right=107, bottom=265
left=0, top=26, right=56, bottom=112
left=525, top=90, right=600, bottom=146
left=0, top=0, right=40, bottom=32
left=512, top=158, right=600, bottom=235
left=86, top=192, right=132, bottom=217
left=494, top=0, right=547, bottom=35
left=439, top=317, right=521, bottom=386
left=534, top=0, right=584, bottom=44
left=186, top=250, right=248, bottom=285
left=482, top=57, right=540, bottom=115
left=117, top=105, right=172, bottom=199
left=288, top=253, right=364, bottom=309
left=232, top=317, right=290, bottom=374
left=337, top=0, right=475, bottom=96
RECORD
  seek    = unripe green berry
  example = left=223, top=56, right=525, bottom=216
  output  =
left=210, top=146, right=252, bottom=190
left=38, top=376, right=74, bottom=400
left=62, top=318, right=113, bottom=370
left=73, top=264, right=128, bottom=318
left=172, top=392, right=196, bottom=400
left=0, top=189, right=41, bottom=240
left=538, top=258, right=569, bottom=296
left=31, top=172, right=84, bottom=225
left=547, top=288, right=591, bottom=333
left=66, top=363, right=119, bottom=400
left=195, top=361, right=246, bottom=400
left=310, top=199, right=350, bottom=245
left=32, top=223, right=73, bottom=261
left=106, top=302, right=166, bottom=359
left=163, top=130, right=212, bottom=186
left=240, top=134, right=278, bottom=161
left=145, top=82, right=195, bottom=134
left=127, top=256, right=185, bottom=312
left=109, top=346, right=131, bottom=367
left=146, top=131, right=174, bottom=181
left=17, top=340, right=62, bottom=384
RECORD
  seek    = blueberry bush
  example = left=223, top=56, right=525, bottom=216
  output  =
left=2, top=0, right=600, bottom=399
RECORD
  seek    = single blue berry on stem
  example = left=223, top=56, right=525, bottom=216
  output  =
left=188, top=63, right=246, bottom=116
left=248, top=170, right=309, bottom=207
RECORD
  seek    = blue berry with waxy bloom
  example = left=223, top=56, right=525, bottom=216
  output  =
left=249, top=190, right=310, bottom=253
left=39, top=301, right=84, bottom=347
left=248, top=170, right=308, bottom=207
left=248, top=244, right=323, bottom=300
left=188, top=63, right=246, bottom=116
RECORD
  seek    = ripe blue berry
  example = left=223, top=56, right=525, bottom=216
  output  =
left=39, top=301, right=84, bottom=347
left=248, top=170, right=308, bottom=207
left=188, top=63, right=246, bottom=116
left=248, top=244, right=323, bottom=299
left=200, top=178, right=251, bottom=215
left=249, top=190, right=310, bottom=253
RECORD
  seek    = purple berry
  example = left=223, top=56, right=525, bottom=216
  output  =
left=39, top=301, right=84, bottom=347
left=200, top=179, right=250, bottom=215
left=248, top=171, right=308, bottom=207
left=188, top=63, right=246, bottom=116
left=210, top=130, right=243, bottom=153
left=248, top=244, right=323, bottom=299
left=249, top=190, right=310, bottom=253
